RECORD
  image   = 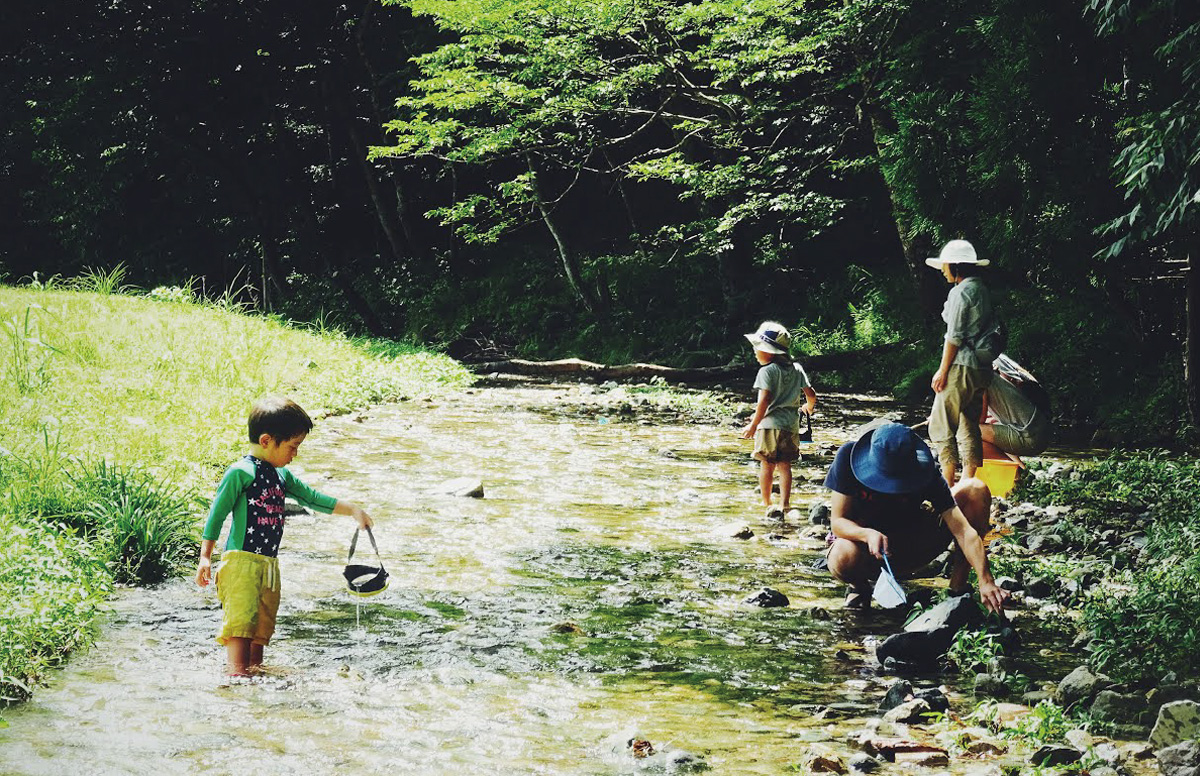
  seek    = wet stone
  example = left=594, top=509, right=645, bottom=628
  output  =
left=1030, top=745, right=1081, bottom=767
left=847, top=753, right=881, bottom=773
left=744, top=588, right=789, bottom=607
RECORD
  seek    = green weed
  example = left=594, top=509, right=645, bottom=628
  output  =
left=2, top=304, right=65, bottom=393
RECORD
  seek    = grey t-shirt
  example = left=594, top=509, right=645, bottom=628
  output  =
left=986, top=373, right=1040, bottom=432
left=753, top=361, right=811, bottom=432
left=942, top=276, right=994, bottom=368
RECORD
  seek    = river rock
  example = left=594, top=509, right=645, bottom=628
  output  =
left=883, top=698, right=930, bottom=724
left=1056, top=665, right=1112, bottom=708
left=1030, top=745, right=1081, bottom=767
left=436, top=477, right=485, bottom=498
left=847, top=753, right=881, bottom=772
left=875, top=628, right=957, bottom=667
left=1090, top=689, right=1144, bottom=723
left=1157, top=740, right=1200, bottom=776
left=725, top=523, right=754, bottom=540
left=880, top=679, right=913, bottom=712
left=744, top=588, right=789, bottom=608
left=1151, top=700, right=1200, bottom=749
left=810, top=503, right=832, bottom=525
left=802, top=747, right=846, bottom=773
left=893, top=750, right=949, bottom=767
left=974, top=673, right=1009, bottom=698
left=914, top=688, right=949, bottom=714
left=1064, top=728, right=1093, bottom=751
left=904, top=594, right=985, bottom=634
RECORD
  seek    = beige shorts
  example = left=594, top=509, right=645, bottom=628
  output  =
left=753, top=428, right=801, bottom=463
left=215, top=550, right=282, bottom=646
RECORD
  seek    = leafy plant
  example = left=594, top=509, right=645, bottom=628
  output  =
left=2, top=304, right=65, bottom=393
left=947, top=628, right=1005, bottom=674
left=65, top=263, right=133, bottom=295
left=71, top=462, right=199, bottom=585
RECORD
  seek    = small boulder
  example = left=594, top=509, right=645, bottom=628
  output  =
left=847, top=753, right=881, bottom=773
left=436, top=477, right=485, bottom=498
left=903, top=594, right=985, bottom=634
left=879, top=679, right=913, bottom=712
left=1151, top=700, right=1200, bottom=750
left=744, top=588, right=789, bottom=608
left=1157, top=740, right=1200, bottom=776
left=809, top=503, right=832, bottom=525
left=801, top=748, right=846, bottom=773
left=1056, top=665, right=1111, bottom=709
left=875, top=627, right=957, bottom=667
left=913, top=688, right=949, bottom=714
left=1030, top=745, right=1081, bottom=767
left=1089, top=689, right=1144, bottom=723
left=974, top=673, right=1009, bottom=698
left=883, top=698, right=931, bottom=724
left=726, top=524, right=755, bottom=540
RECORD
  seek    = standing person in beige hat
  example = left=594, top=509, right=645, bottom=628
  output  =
left=741, top=321, right=818, bottom=518
left=926, top=240, right=1002, bottom=486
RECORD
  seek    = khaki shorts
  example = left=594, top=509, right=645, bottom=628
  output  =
left=753, top=428, right=801, bottom=463
left=215, top=550, right=282, bottom=646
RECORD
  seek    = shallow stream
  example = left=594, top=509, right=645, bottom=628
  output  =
left=0, top=381, right=1109, bottom=774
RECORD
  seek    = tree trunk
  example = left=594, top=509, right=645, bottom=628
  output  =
left=467, top=342, right=913, bottom=383
left=1187, top=249, right=1200, bottom=424
left=346, top=116, right=412, bottom=263
left=527, top=158, right=604, bottom=316
left=862, top=108, right=943, bottom=315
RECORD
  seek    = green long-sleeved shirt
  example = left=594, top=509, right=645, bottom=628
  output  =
left=202, top=455, right=337, bottom=557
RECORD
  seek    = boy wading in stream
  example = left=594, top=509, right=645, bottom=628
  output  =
left=195, top=397, right=374, bottom=677
left=741, top=322, right=818, bottom=518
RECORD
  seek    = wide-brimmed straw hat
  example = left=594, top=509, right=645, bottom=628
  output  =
left=744, top=321, right=791, bottom=354
left=925, top=239, right=990, bottom=269
left=849, top=422, right=938, bottom=495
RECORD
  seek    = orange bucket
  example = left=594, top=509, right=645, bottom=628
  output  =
left=978, top=458, right=1019, bottom=497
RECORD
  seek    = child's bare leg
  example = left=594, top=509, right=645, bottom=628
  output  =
left=226, top=637, right=252, bottom=676
left=779, top=462, right=793, bottom=509
left=758, top=460, right=776, bottom=506
left=249, top=642, right=264, bottom=670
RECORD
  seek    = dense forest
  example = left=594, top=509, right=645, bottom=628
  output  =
left=3, top=0, right=1198, bottom=441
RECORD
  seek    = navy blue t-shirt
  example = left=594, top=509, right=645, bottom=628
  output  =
left=822, top=442, right=956, bottom=529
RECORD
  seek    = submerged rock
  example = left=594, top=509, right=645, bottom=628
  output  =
left=435, top=477, right=485, bottom=498
left=744, top=588, right=789, bottom=608
left=847, top=753, right=881, bottom=773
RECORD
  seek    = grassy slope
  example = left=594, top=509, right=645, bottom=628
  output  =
left=0, top=285, right=471, bottom=703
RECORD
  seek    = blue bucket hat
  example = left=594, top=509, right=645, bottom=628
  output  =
left=850, top=422, right=938, bottom=494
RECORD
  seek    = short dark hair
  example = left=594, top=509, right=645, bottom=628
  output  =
left=948, top=262, right=981, bottom=278
left=248, top=397, right=313, bottom=443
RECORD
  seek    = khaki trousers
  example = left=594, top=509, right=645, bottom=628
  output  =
left=929, top=364, right=993, bottom=470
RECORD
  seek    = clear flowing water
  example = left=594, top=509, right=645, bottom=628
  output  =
left=0, top=382, right=1094, bottom=775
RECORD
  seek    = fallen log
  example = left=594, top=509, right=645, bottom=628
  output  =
left=467, top=342, right=915, bottom=384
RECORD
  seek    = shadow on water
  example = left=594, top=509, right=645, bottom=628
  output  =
left=0, top=383, right=1106, bottom=775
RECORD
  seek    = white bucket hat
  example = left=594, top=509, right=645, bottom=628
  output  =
left=925, top=239, right=990, bottom=269
left=744, top=321, right=791, bottom=354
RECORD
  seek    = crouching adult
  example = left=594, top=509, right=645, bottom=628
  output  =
left=824, top=422, right=1009, bottom=613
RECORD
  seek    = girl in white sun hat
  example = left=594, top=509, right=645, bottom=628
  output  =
left=926, top=239, right=998, bottom=486
left=741, top=321, right=818, bottom=518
